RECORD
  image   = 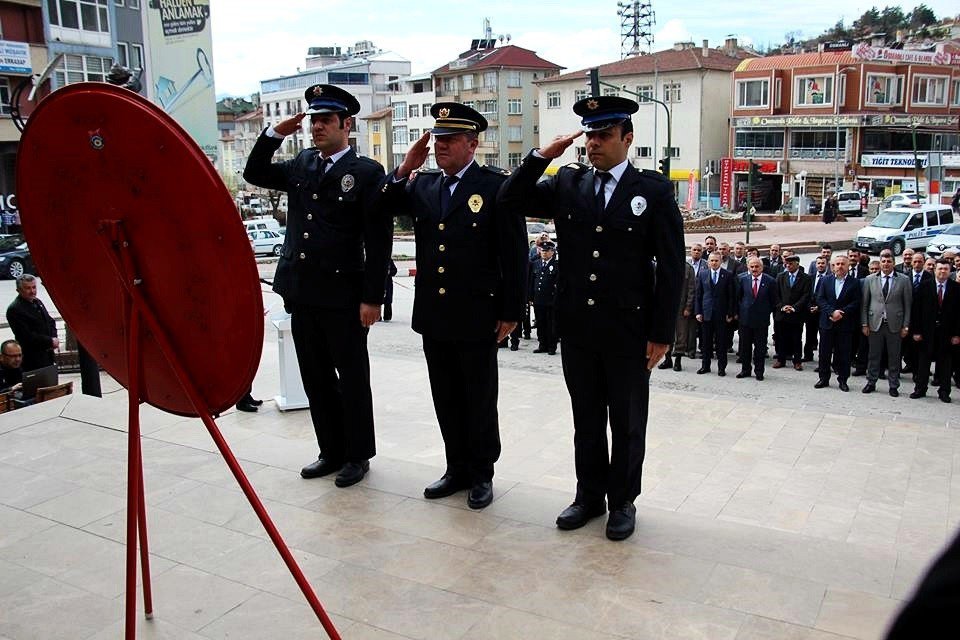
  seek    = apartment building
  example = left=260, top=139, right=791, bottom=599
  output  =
left=388, top=72, right=435, bottom=171
left=360, top=106, right=392, bottom=169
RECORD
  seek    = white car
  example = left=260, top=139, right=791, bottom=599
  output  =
left=926, top=223, right=960, bottom=258
left=879, top=192, right=925, bottom=212
left=248, top=229, right=284, bottom=256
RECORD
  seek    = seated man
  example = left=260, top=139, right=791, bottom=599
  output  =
left=0, top=339, right=23, bottom=393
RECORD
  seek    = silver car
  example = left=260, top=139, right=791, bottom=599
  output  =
left=926, top=223, right=960, bottom=258
left=248, top=229, right=284, bottom=256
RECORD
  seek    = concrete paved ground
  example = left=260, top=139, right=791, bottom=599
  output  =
left=1, top=270, right=957, bottom=639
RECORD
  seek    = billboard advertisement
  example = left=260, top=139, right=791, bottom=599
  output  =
left=143, top=1, right=217, bottom=162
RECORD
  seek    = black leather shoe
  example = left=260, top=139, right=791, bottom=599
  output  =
left=250, top=397, right=263, bottom=406
left=814, top=379, right=829, bottom=389
left=423, top=474, right=469, bottom=499
left=236, top=401, right=258, bottom=413
left=509, top=344, right=519, bottom=351
left=548, top=350, right=557, bottom=356
left=755, top=373, right=764, bottom=381
left=555, top=501, right=607, bottom=530
left=910, top=390, right=925, bottom=399
left=334, top=460, right=369, bottom=487
left=940, top=395, right=952, bottom=404
left=696, top=367, right=710, bottom=375
left=300, top=457, right=343, bottom=479
left=533, top=348, right=547, bottom=354
left=889, top=388, right=899, bottom=397
left=838, top=380, right=850, bottom=392
left=717, top=369, right=726, bottom=377
left=736, top=371, right=751, bottom=379
left=673, top=358, right=682, bottom=372
left=852, top=368, right=867, bottom=377
left=862, top=383, right=876, bottom=394
left=658, top=358, right=673, bottom=370
left=467, top=482, right=493, bottom=509
left=606, top=503, right=637, bottom=541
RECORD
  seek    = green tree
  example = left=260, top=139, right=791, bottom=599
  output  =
left=908, top=4, right=937, bottom=29
left=852, top=7, right=882, bottom=35
left=879, top=6, right=906, bottom=33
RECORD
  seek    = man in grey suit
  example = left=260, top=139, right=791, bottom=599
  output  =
left=861, top=250, right=912, bottom=396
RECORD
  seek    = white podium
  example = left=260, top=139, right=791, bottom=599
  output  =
left=272, top=315, right=309, bottom=411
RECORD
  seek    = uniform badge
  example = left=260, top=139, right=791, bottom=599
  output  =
left=587, top=99, right=599, bottom=110
left=468, top=194, right=483, bottom=213
left=548, top=265, right=554, bottom=272
left=631, top=195, right=647, bottom=216
left=341, top=174, right=355, bottom=192
left=312, top=86, right=323, bottom=97
left=438, top=107, right=450, bottom=118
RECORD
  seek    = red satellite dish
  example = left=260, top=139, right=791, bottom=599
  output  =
left=16, top=83, right=263, bottom=416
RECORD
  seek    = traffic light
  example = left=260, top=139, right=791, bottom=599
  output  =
left=658, top=157, right=671, bottom=176
left=748, top=162, right=762, bottom=182
left=588, top=68, right=600, bottom=96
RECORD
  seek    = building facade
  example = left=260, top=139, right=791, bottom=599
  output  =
left=360, top=106, right=391, bottom=169
left=388, top=72, right=435, bottom=171
left=728, top=45, right=960, bottom=211
left=536, top=39, right=754, bottom=204
left=432, top=41, right=562, bottom=169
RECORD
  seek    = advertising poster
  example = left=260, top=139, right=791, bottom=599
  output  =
left=719, top=157, right=732, bottom=209
left=143, top=1, right=217, bottom=162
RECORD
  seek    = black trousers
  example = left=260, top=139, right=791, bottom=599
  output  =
left=290, top=307, right=375, bottom=463
left=818, top=326, right=853, bottom=382
left=700, top=317, right=729, bottom=370
left=561, top=340, right=649, bottom=509
left=915, top=330, right=954, bottom=398
left=803, top=314, right=819, bottom=360
left=738, top=324, right=769, bottom=374
left=775, top=321, right=804, bottom=364
left=534, top=304, right=557, bottom=351
left=422, top=335, right=501, bottom=482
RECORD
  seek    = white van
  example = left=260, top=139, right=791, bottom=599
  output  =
left=854, top=204, right=955, bottom=256
left=242, top=216, right=280, bottom=235
left=834, top=191, right=865, bottom=216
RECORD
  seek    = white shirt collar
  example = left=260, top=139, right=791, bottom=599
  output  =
left=320, top=146, right=351, bottom=165
left=444, top=160, right=475, bottom=181
left=597, top=158, right=629, bottom=184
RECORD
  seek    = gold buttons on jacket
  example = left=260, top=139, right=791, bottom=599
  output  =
left=439, top=244, right=446, bottom=252
left=595, top=225, right=603, bottom=232
left=303, top=232, right=309, bottom=239
left=593, top=250, right=600, bottom=258
left=472, top=223, right=477, bottom=228
left=439, top=288, right=446, bottom=295
left=306, top=214, right=313, bottom=220
left=587, top=298, right=595, bottom=306
left=312, top=194, right=318, bottom=200
left=438, top=266, right=445, bottom=273
left=299, top=252, right=306, bottom=259
left=589, top=274, right=597, bottom=281
left=438, top=223, right=445, bottom=231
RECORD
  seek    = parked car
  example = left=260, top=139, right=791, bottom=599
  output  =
left=779, top=196, right=820, bottom=215
left=0, top=235, right=34, bottom=279
left=879, top=192, right=926, bottom=212
left=828, top=190, right=866, bottom=216
left=925, top=223, right=960, bottom=258
left=243, top=216, right=281, bottom=235
left=248, top=229, right=284, bottom=256
left=855, top=203, right=954, bottom=255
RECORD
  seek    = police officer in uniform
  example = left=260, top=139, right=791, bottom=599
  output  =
left=243, top=84, right=391, bottom=488
left=379, top=103, right=526, bottom=509
left=530, top=241, right=559, bottom=354
left=498, top=96, right=685, bottom=540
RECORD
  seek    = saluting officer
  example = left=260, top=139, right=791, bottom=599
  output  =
left=498, top=96, right=685, bottom=541
left=243, top=84, right=392, bottom=488
left=379, top=103, right=526, bottom=509
left=530, top=241, right=559, bottom=355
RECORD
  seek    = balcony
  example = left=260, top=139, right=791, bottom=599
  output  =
left=733, top=147, right=784, bottom=159
left=788, top=148, right=845, bottom=160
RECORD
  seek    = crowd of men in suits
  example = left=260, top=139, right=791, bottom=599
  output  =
left=661, top=236, right=960, bottom=403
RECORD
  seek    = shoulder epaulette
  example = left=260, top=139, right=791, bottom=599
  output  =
left=641, top=169, right=670, bottom=182
left=415, top=168, right=442, bottom=175
left=481, top=165, right=510, bottom=176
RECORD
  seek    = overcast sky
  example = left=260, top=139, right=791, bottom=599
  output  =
left=210, top=0, right=960, bottom=98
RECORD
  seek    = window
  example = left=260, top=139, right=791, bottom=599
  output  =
left=47, top=0, right=111, bottom=33
left=790, top=130, right=845, bottom=150
left=663, top=82, right=681, bottom=103
left=461, top=74, right=474, bottom=90
left=114, top=0, right=123, bottom=5
left=546, top=91, right=560, bottom=108
left=926, top=209, right=940, bottom=226
left=442, top=77, right=457, bottom=93
left=795, top=75, right=832, bottom=106
left=774, top=78, right=782, bottom=107
left=477, top=100, right=497, bottom=114
left=508, top=152, right=522, bottom=167
left=940, top=209, right=954, bottom=225
left=393, top=102, right=407, bottom=122
left=663, top=147, right=679, bottom=158
left=865, top=74, right=903, bottom=106
left=574, top=89, right=589, bottom=102
left=264, top=103, right=270, bottom=117
left=117, top=41, right=128, bottom=68
left=0, top=79, right=10, bottom=116
left=462, top=101, right=475, bottom=110
left=422, top=102, right=432, bottom=114
left=54, top=54, right=113, bottom=85
left=736, top=79, right=769, bottom=108
left=603, top=87, right=619, bottom=97
left=636, top=146, right=651, bottom=158
left=130, top=44, right=143, bottom=71
left=483, top=71, right=497, bottom=88
left=508, top=125, right=522, bottom=141
left=372, top=121, right=380, bottom=133
left=408, top=104, right=419, bottom=118
left=912, top=75, right=947, bottom=106
left=392, top=126, right=407, bottom=145
left=409, top=128, right=419, bottom=140
left=129, top=0, right=139, bottom=6
left=734, top=129, right=785, bottom=152
left=507, top=99, right=521, bottom=114
left=485, top=154, right=498, bottom=166
left=952, top=79, right=960, bottom=107
left=507, top=70, right=521, bottom=87
left=484, top=126, right=498, bottom=143
left=636, top=85, right=653, bottom=103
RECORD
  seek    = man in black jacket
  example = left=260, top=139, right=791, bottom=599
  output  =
left=379, top=103, right=525, bottom=510
left=530, top=241, right=559, bottom=354
left=6, top=274, right=58, bottom=372
left=498, top=95, right=684, bottom=541
left=0, top=339, right=23, bottom=393
left=773, top=255, right=811, bottom=370
left=815, top=255, right=862, bottom=392
left=243, top=84, right=391, bottom=488
left=910, top=259, right=960, bottom=402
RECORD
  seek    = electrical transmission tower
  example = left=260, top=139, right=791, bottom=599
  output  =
left=617, top=1, right=655, bottom=58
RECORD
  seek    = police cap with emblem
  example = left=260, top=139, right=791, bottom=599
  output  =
left=572, top=95, right=639, bottom=132
left=430, top=102, right=487, bottom=136
left=303, top=84, right=361, bottom=116
left=541, top=242, right=556, bottom=251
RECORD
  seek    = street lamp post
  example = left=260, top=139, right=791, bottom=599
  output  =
left=797, top=170, right=807, bottom=222
left=910, top=121, right=921, bottom=194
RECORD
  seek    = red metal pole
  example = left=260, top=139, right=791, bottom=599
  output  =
left=124, top=303, right=141, bottom=640
left=137, top=447, right=154, bottom=618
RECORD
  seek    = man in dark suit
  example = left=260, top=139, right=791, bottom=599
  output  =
left=0, top=339, right=23, bottom=393
left=815, top=255, right=862, bottom=391
left=848, top=248, right=871, bottom=375
left=803, top=255, right=830, bottom=362
left=861, top=251, right=912, bottom=396
left=903, top=252, right=934, bottom=374
left=498, top=95, right=684, bottom=541
left=5, top=274, right=59, bottom=372
left=530, top=241, right=559, bottom=354
left=895, top=248, right=915, bottom=275
left=762, top=244, right=784, bottom=276
left=381, top=103, right=525, bottom=509
left=734, top=257, right=778, bottom=380
left=808, top=244, right=833, bottom=276
left=695, top=252, right=735, bottom=376
left=773, top=255, right=811, bottom=370
left=687, top=243, right=708, bottom=277
left=243, top=84, right=391, bottom=488
left=910, top=259, right=960, bottom=402
left=719, top=242, right=745, bottom=274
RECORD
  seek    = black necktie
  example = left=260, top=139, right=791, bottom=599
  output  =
left=595, top=171, right=611, bottom=212
left=882, top=275, right=890, bottom=299
left=914, top=273, right=921, bottom=288
left=320, top=157, right=332, bottom=174
left=440, top=175, right=459, bottom=212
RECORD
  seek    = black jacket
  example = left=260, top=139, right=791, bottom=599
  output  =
left=243, top=132, right=391, bottom=309
left=498, top=153, right=684, bottom=348
left=913, top=278, right=960, bottom=346
left=529, top=257, right=559, bottom=306
left=774, top=270, right=811, bottom=323
left=695, top=268, right=736, bottom=322
left=379, top=162, right=525, bottom=341
left=5, top=296, right=56, bottom=371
